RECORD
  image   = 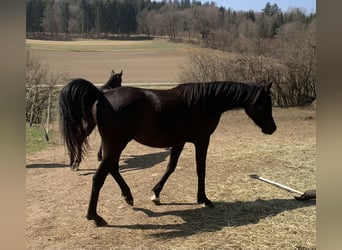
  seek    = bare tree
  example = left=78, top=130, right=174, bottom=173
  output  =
left=26, top=49, right=67, bottom=125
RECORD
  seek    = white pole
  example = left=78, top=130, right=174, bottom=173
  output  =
left=46, top=90, right=51, bottom=135
left=250, top=174, right=303, bottom=195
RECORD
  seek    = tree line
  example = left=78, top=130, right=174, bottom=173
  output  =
left=27, top=1, right=315, bottom=41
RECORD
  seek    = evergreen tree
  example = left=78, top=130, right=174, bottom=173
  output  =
left=61, top=1, right=70, bottom=34
left=26, top=0, right=45, bottom=33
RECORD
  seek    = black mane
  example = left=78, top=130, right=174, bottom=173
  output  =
left=175, top=81, right=262, bottom=110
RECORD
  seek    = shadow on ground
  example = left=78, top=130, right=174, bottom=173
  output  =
left=120, top=149, right=170, bottom=173
left=76, top=149, right=170, bottom=175
left=26, top=149, right=170, bottom=173
left=26, top=163, right=69, bottom=169
left=108, top=199, right=315, bottom=238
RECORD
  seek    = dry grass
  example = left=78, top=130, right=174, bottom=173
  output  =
left=26, top=107, right=316, bottom=249
left=26, top=39, right=193, bottom=84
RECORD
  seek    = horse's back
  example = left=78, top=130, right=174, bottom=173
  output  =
left=102, top=87, right=147, bottom=110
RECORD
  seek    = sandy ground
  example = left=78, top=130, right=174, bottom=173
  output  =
left=26, top=107, right=316, bottom=249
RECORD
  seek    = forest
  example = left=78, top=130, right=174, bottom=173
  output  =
left=27, top=0, right=315, bottom=50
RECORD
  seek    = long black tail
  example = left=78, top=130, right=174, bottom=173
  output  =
left=59, top=78, right=102, bottom=165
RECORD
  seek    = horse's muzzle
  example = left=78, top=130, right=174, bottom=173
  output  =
left=262, top=125, right=277, bottom=135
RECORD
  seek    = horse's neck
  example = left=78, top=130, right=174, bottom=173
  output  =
left=105, top=80, right=112, bottom=87
left=102, top=79, right=116, bottom=89
left=207, top=89, right=251, bottom=112
left=222, top=93, right=249, bottom=111
left=99, top=83, right=111, bottom=91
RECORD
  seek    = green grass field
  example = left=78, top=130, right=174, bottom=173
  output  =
left=26, top=123, right=57, bottom=154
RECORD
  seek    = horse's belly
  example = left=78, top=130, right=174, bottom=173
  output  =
left=133, top=128, right=185, bottom=148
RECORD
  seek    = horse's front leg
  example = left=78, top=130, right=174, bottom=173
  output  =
left=195, top=138, right=213, bottom=206
left=151, top=143, right=185, bottom=205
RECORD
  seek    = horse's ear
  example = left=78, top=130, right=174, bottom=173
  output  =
left=120, top=70, right=123, bottom=76
left=112, top=70, right=115, bottom=75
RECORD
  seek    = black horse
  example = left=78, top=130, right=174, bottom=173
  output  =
left=70, top=69, right=123, bottom=170
left=98, top=69, right=123, bottom=91
left=59, top=80, right=276, bottom=226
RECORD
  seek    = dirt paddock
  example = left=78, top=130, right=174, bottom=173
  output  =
left=26, top=106, right=316, bottom=249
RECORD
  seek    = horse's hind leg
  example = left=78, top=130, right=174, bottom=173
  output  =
left=97, top=142, right=103, bottom=161
left=86, top=158, right=111, bottom=226
left=106, top=141, right=134, bottom=205
left=87, top=138, right=132, bottom=226
left=151, top=143, right=185, bottom=205
left=109, top=166, right=134, bottom=206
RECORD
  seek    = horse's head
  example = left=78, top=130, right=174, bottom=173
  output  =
left=108, top=70, right=123, bottom=88
left=111, top=69, right=123, bottom=77
left=244, top=82, right=277, bottom=135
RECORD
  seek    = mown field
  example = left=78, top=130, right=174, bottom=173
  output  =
left=26, top=38, right=193, bottom=84
left=26, top=38, right=316, bottom=249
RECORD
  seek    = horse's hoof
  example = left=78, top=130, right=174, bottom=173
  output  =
left=203, top=202, right=215, bottom=208
left=70, top=163, right=79, bottom=171
left=87, top=214, right=107, bottom=227
left=95, top=217, right=107, bottom=227
left=123, top=196, right=134, bottom=206
left=126, top=199, right=134, bottom=206
left=151, top=194, right=161, bottom=205
left=198, top=198, right=214, bottom=208
left=121, top=192, right=134, bottom=206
